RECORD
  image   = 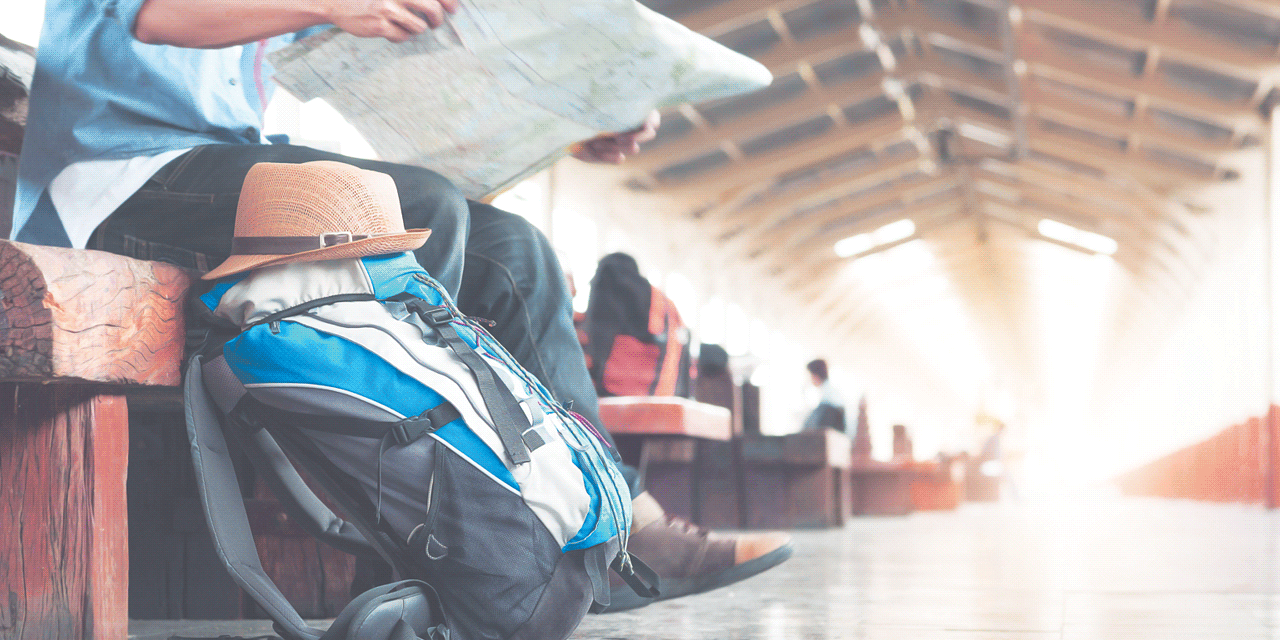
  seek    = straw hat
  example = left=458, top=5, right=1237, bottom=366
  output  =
left=202, top=161, right=432, bottom=280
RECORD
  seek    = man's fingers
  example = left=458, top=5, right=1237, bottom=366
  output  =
left=374, top=20, right=418, bottom=42
left=386, top=6, right=430, bottom=34
left=404, top=0, right=455, bottom=28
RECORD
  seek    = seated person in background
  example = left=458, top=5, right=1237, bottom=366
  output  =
left=692, top=343, right=733, bottom=410
left=892, top=423, right=914, bottom=462
left=801, top=358, right=847, bottom=432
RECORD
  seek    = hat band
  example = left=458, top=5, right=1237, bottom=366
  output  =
left=231, top=232, right=371, bottom=256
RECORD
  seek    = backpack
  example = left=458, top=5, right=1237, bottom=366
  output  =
left=183, top=252, right=657, bottom=640
left=584, top=253, right=691, bottom=398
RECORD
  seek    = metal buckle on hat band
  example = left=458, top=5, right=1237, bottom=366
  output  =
left=321, top=232, right=371, bottom=247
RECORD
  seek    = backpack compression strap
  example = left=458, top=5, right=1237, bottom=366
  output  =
left=240, top=291, right=541, bottom=465
left=396, top=296, right=544, bottom=465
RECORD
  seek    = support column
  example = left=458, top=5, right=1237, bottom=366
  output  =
left=1266, top=103, right=1279, bottom=509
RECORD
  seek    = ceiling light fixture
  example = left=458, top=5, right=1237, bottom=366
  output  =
left=957, top=122, right=1011, bottom=148
left=1037, top=218, right=1118, bottom=255
left=835, top=219, right=917, bottom=258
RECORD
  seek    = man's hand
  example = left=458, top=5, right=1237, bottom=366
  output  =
left=571, top=110, right=661, bottom=165
left=330, top=0, right=461, bottom=42
left=134, top=0, right=459, bottom=49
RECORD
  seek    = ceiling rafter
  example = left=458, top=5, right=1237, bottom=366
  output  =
left=708, top=155, right=935, bottom=241
left=677, top=0, right=809, bottom=34
left=728, top=169, right=962, bottom=261
left=754, top=22, right=876, bottom=72
left=762, top=196, right=968, bottom=276
left=630, top=72, right=888, bottom=172
left=882, top=6, right=1268, bottom=128
left=975, top=157, right=1184, bottom=221
left=913, top=54, right=1248, bottom=158
left=974, top=171, right=1146, bottom=228
left=933, top=93, right=1230, bottom=188
left=782, top=208, right=975, bottom=293
left=647, top=113, right=915, bottom=199
left=1018, top=0, right=1280, bottom=73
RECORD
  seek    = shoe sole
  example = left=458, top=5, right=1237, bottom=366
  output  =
left=600, top=541, right=795, bottom=613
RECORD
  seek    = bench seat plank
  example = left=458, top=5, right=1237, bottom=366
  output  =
left=597, top=396, right=732, bottom=440
left=0, top=240, right=192, bottom=386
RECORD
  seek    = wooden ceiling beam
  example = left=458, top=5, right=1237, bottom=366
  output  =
left=708, top=155, right=931, bottom=237
left=1017, top=36, right=1267, bottom=130
left=974, top=171, right=1144, bottom=227
left=761, top=197, right=967, bottom=275
left=1026, top=130, right=1217, bottom=188
left=1018, top=0, right=1280, bottom=73
left=937, top=95, right=1224, bottom=189
left=780, top=208, right=974, bottom=290
left=883, top=6, right=1268, bottom=128
left=646, top=113, right=915, bottom=200
left=677, top=0, right=805, bottom=34
left=727, top=170, right=962, bottom=261
left=755, top=23, right=873, bottom=73
left=1026, top=99, right=1241, bottom=160
left=631, top=72, right=888, bottom=172
left=915, top=55, right=1248, bottom=157
left=999, top=190, right=1201, bottom=275
left=911, top=56, right=1011, bottom=100
left=974, top=194, right=1141, bottom=245
left=976, top=157, right=1176, bottom=220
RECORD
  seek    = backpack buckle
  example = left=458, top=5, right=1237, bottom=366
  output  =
left=422, top=307, right=455, bottom=327
left=391, top=415, right=433, bottom=445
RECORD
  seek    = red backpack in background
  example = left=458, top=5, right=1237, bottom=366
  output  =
left=583, top=253, right=692, bottom=398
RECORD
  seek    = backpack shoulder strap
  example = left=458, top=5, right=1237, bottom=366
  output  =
left=184, top=354, right=325, bottom=640
left=201, top=355, right=379, bottom=558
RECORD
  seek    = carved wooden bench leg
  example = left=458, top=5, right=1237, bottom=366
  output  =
left=0, top=384, right=128, bottom=640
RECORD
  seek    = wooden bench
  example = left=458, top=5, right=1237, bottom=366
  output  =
left=739, top=429, right=852, bottom=528
left=0, top=240, right=191, bottom=640
left=0, top=240, right=370, bottom=638
left=906, top=459, right=963, bottom=511
left=596, top=396, right=732, bottom=526
left=849, top=460, right=917, bottom=516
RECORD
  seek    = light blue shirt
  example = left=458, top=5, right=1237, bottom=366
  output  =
left=13, top=0, right=319, bottom=243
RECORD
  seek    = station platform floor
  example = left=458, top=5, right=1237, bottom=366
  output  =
left=129, top=495, right=1280, bottom=640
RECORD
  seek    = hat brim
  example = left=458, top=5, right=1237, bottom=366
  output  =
left=202, top=229, right=433, bottom=280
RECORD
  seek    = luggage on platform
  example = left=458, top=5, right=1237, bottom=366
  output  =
left=584, top=253, right=692, bottom=398
left=184, top=252, right=656, bottom=640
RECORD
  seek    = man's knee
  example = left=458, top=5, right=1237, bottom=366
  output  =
left=467, top=201, right=554, bottom=260
left=397, top=168, right=469, bottom=231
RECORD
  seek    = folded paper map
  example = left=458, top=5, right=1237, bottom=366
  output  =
left=269, top=0, right=772, bottom=198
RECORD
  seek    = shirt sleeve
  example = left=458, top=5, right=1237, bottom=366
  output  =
left=94, top=0, right=151, bottom=37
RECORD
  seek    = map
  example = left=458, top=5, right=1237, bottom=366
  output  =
left=269, top=0, right=772, bottom=198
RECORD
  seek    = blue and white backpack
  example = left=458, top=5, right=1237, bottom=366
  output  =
left=184, top=251, right=656, bottom=640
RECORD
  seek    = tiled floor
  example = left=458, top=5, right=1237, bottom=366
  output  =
left=130, top=495, right=1280, bottom=640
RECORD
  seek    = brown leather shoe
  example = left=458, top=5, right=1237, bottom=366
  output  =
left=602, top=515, right=794, bottom=612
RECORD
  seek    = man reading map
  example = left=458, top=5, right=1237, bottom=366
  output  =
left=13, top=0, right=792, bottom=622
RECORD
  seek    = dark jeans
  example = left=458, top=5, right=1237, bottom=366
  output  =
left=86, top=143, right=640, bottom=494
